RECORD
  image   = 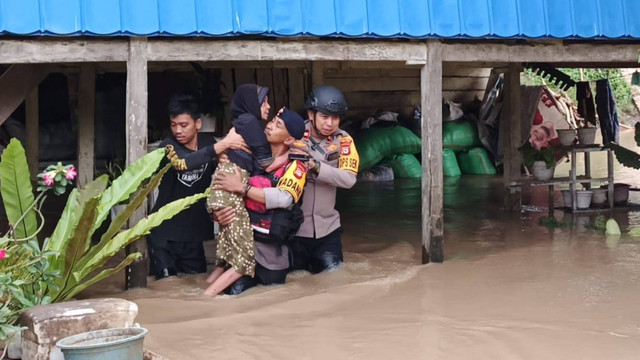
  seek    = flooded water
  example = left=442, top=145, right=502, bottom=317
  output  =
left=92, top=129, right=640, bottom=359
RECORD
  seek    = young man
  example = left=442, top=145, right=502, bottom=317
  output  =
left=291, top=85, right=359, bottom=274
left=210, top=108, right=307, bottom=295
left=148, top=94, right=248, bottom=279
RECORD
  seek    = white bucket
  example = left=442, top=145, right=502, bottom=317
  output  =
left=556, top=129, right=576, bottom=146
left=561, top=190, right=572, bottom=208
left=576, top=190, right=593, bottom=209
left=531, top=161, right=555, bottom=181
left=577, top=128, right=597, bottom=145
left=591, top=188, right=607, bottom=206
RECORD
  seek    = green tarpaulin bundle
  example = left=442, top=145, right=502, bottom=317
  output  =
left=443, top=120, right=480, bottom=152
left=443, top=148, right=461, bottom=177
left=381, top=154, right=421, bottom=178
left=356, top=126, right=421, bottom=171
left=457, top=147, right=497, bottom=175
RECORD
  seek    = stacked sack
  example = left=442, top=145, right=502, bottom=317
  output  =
left=442, top=120, right=496, bottom=176
left=356, top=126, right=422, bottom=180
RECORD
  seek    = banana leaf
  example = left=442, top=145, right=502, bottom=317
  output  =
left=91, top=148, right=165, bottom=234
left=58, top=252, right=141, bottom=301
left=73, top=190, right=208, bottom=283
left=605, top=142, right=640, bottom=170
left=49, top=197, right=99, bottom=301
left=0, top=139, right=37, bottom=239
left=99, top=164, right=170, bottom=245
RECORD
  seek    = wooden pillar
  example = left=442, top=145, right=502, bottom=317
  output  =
left=220, top=68, right=234, bottom=133
left=125, top=37, right=149, bottom=289
left=0, top=64, right=49, bottom=127
left=77, top=64, right=96, bottom=188
left=312, top=61, right=325, bottom=88
left=26, top=88, right=38, bottom=181
left=502, top=63, right=522, bottom=211
left=421, top=42, right=444, bottom=264
left=288, top=67, right=306, bottom=114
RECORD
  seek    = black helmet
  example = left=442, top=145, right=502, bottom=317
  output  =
left=305, top=85, right=348, bottom=115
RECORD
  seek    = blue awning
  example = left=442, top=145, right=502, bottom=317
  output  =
left=1, top=0, right=639, bottom=39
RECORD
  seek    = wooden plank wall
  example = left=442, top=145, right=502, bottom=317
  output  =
left=318, top=61, right=490, bottom=119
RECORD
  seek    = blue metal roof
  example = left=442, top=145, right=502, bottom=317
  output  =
left=1, top=0, right=640, bottom=39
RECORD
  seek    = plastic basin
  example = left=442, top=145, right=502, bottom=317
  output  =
left=56, top=327, right=148, bottom=360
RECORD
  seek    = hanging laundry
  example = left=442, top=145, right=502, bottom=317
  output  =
left=576, top=82, right=597, bottom=126
left=595, top=79, right=620, bottom=144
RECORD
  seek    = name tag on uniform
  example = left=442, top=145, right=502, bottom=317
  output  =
left=326, top=151, right=339, bottom=161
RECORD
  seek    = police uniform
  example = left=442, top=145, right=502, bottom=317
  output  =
left=291, top=120, right=359, bottom=273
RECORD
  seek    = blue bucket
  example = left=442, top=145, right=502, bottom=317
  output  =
left=56, top=327, right=148, bottom=360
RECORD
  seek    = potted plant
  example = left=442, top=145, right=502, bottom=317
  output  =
left=576, top=118, right=597, bottom=145
left=0, top=139, right=208, bottom=349
left=520, top=141, right=556, bottom=180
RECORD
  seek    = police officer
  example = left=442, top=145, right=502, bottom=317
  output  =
left=291, top=85, right=359, bottom=274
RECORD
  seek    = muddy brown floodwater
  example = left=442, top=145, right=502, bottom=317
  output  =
left=93, top=129, right=640, bottom=359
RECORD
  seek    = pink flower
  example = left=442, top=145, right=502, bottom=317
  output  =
left=64, top=166, right=77, bottom=180
left=42, top=171, right=56, bottom=186
left=0, top=249, right=6, bottom=259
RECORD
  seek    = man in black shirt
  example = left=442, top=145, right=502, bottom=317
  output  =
left=149, top=94, right=248, bottom=279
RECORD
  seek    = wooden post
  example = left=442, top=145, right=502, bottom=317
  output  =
left=288, top=67, right=306, bottom=114
left=256, top=68, right=275, bottom=112
left=502, top=64, right=522, bottom=211
left=272, top=68, right=288, bottom=112
left=421, top=42, right=444, bottom=264
left=125, top=37, right=149, bottom=289
left=77, top=64, right=96, bottom=187
left=26, top=88, right=38, bottom=181
left=0, top=64, right=49, bottom=126
left=312, top=61, right=325, bottom=87
left=220, top=68, right=234, bottom=134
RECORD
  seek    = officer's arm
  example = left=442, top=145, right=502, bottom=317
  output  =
left=315, top=165, right=357, bottom=189
left=314, top=136, right=359, bottom=189
left=263, top=188, right=294, bottom=209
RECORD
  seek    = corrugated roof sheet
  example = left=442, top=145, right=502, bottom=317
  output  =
left=1, top=0, right=640, bottom=39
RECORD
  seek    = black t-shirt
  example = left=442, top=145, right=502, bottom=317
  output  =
left=150, top=134, right=217, bottom=242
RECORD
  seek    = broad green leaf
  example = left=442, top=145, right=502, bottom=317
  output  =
left=99, top=164, right=170, bottom=245
left=0, top=139, right=36, bottom=239
left=50, top=197, right=99, bottom=301
left=605, top=142, right=640, bottom=170
left=91, top=149, right=165, bottom=234
left=605, top=219, right=621, bottom=235
left=76, top=175, right=109, bottom=209
left=59, top=252, right=141, bottom=301
left=73, top=191, right=208, bottom=283
left=44, top=188, right=77, bottom=254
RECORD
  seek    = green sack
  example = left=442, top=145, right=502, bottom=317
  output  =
left=443, top=148, right=461, bottom=177
left=356, top=126, right=421, bottom=171
left=381, top=154, right=422, bottom=178
left=457, top=147, right=497, bottom=175
left=443, top=120, right=480, bottom=152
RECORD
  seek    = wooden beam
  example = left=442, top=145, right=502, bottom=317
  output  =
left=256, top=68, right=275, bottom=111
left=287, top=67, right=305, bottom=114
left=421, top=42, right=444, bottom=264
left=272, top=68, right=288, bottom=112
left=77, top=64, right=96, bottom=188
left=125, top=38, right=149, bottom=289
left=312, top=61, right=326, bottom=88
left=234, top=68, right=255, bottom=88
left=0, top=40, right=128, bottom=63
left=26, top=88, right=38, bottom=181
left=146, top=40, right=428, bottom=62
left=441, top=42, right=640, bottom=64
left=219, top=68, right=234, bottom=133
left=0, top=64, right=49, bottom=126
left=502, top=64, right=522, bottom=212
